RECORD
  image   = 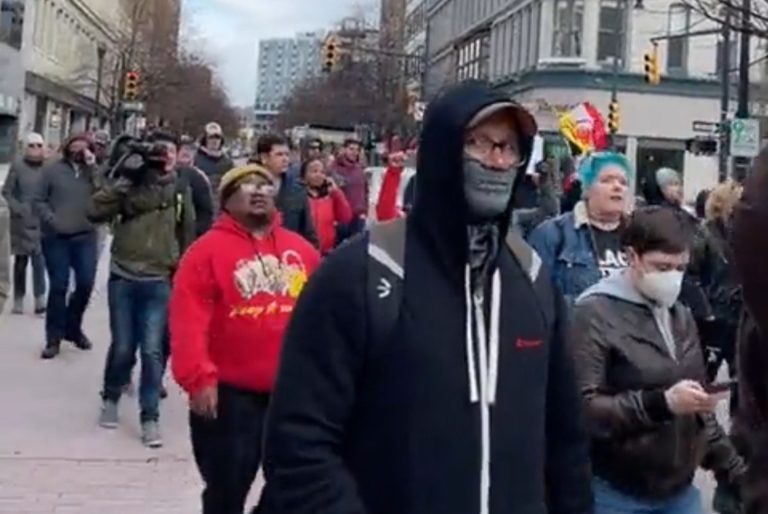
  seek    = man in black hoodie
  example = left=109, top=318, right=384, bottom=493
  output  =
left=194, top=122, right=233, bottom=193
left=260, top=81, right=593, bottom=514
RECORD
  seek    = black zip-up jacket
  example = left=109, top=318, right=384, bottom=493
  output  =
left=275, top=176, right=318, bottom=248
left=261, top=81, right=593, bottom=514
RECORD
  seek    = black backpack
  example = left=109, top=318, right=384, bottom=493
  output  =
left=366, top=217, right=549, bottom=343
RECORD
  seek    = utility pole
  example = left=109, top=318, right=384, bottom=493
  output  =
left=718, top=7, right=731, bottom=181
left=734, top=0, right=751, bottom=181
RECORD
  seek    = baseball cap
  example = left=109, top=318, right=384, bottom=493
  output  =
left=467, top=101, right=538, bottom=139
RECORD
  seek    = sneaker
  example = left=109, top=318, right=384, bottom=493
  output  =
left=141, top=421, right=163, bottom=448
left=11, top=298, right=23, bottom=315
left=40, top=341, right=60, bottom=359
left=68, top=334, right=93, bottom=351
left=34, top=296, right=46, bottom=315
left=99, top=400, right=119, bottom=429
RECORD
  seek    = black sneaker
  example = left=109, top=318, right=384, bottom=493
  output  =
left=41, top=341, right=61, bottom=359
left=68, top=334, right=93, bottom=351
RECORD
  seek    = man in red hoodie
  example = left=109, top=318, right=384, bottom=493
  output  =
left=169, top=163, right=320, bottom=514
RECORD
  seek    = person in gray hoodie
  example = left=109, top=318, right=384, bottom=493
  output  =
left=570, top=206, right=744, bottom=514
left=34, top=133, right=99, bottom=359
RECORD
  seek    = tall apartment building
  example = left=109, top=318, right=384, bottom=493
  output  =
left=0, top=0, right=26, bottom=162
left=254, top=32, right=323, bottom=132
left=404, top=0, right=426, bottom=95
left=425, top=0, right=766, bottom=198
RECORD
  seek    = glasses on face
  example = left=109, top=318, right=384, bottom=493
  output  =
left=240, top=181, right=276, bottom=197
left=465, top=135, right=522, bottom=167
left=28, top=144, right=43, bottom=149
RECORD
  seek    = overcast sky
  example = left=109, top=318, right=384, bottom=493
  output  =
left=182, top=0, right=371, bottom=107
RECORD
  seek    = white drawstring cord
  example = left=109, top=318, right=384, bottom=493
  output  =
left=487, top=270, right=501, bottom=405
left=465, top=265, right=479, bottom=403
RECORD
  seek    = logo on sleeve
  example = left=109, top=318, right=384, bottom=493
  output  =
left=515, top=338, right=543, bottom=349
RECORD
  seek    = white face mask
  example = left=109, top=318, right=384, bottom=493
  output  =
left=636, top=270, right=684, bottom=308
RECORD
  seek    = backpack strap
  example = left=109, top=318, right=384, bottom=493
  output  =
left=367, top=217, right=407, bottom=346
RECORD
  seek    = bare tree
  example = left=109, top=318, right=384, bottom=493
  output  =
left=680, top=1, right=768, bottom=38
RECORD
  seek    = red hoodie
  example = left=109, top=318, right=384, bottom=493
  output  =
left=308, top=187, right=353, bottom=255
left=170, top=213, right=320, bottom=395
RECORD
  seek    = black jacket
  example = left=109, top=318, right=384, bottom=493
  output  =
left=261, top=81, right=593, bottom=514
left=194, top=149, right=233, bottom=192
left=178, top=165, right=214, bottom=238
left=276, top=176, right=318, bottom=248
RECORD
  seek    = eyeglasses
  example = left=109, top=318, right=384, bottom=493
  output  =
left=240, top=182, right=276, bottom=197
left=28, top=144, right=43, bottom=148
left=465, top=135, right=523, bottom=166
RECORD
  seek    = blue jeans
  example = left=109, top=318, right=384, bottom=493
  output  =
left=102, top=275, right=170, bottom=422
left=593, top=478, right=703, bottom=514
left=42, top=232, right=97, bottom=344
left=13, top=253, right=46, bottom=300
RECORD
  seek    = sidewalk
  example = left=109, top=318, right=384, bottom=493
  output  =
left=0, top=252, right=262, bottom=513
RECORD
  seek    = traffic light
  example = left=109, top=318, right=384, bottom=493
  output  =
left=643, top=44, right=661, bottom=85
left=322, top=36, right=340, bottom=73
left=124, top=71, right=140, bottom=101
left=608, top=101, right=620, bottom=133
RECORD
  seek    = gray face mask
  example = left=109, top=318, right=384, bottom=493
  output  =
left=463, top=155, right=517, bottom=221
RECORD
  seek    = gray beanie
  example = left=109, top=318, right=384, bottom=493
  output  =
left=655, top=167, right=681, bottom=189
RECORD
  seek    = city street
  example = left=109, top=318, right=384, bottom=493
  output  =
left=0, top=251, right=262, bottom=513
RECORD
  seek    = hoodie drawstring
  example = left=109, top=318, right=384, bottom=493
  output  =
left=464, top=265, right=502, bottom=514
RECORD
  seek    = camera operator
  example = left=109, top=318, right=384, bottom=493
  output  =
left=89, top=130, right=195, bottom=448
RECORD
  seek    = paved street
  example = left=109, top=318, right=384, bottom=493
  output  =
left=0, top=251, right=263, bottom=513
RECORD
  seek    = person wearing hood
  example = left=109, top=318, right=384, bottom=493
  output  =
left=177, top=135, right=214, bottom=238
left=250, top=133, right=319, bottom=247
left=258, top=81, right=592, bottom=514
left=529, top=151, right=632, bottom=305
left=2, top=132, right=48, bottom=315
left=570, top=206, right=744, bottom=514
left=194, top=122, right=233, bottom=193
left=169, top=164, right=319, bottom=514
left=34, top=133, right=99, bottom=359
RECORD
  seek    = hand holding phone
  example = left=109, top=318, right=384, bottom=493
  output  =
left=703, top=380, right=736, bottom=395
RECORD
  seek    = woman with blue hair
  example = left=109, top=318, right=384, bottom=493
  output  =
left=529, top=151, right=633, bottom=304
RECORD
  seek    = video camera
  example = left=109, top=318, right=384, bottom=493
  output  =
left=106, top=134, right=169, bottom=182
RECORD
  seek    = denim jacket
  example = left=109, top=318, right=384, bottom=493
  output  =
left=528, top=201, right=601, bottom=305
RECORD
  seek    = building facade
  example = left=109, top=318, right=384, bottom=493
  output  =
left=425, top=0, right=766, bottom=199
left=254, top=32, right=323, bottom=132
left=0, top=0, right=26, bottom=162
left=404, top=0, right=427, bottom=95
left=18, top=0, right=125, bottom=150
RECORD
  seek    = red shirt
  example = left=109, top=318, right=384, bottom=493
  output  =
left=170, top=213, right=320, bottom=395
left=308, top=187, right=353, bottom=255
left=376, top=165, right=405, bottom=222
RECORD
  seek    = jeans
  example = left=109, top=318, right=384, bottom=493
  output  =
left=102, top=275, right=170, bottom=422
left=593, top=478, right=703, bottom=514
left=13, top=253, right=46, bottom=300
left=42, top=232, right=97, bottom=344
left=190, top=384, right=269, bottom=514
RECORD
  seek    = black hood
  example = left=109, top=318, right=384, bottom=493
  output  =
left=407, top=80, right=535, bottom=283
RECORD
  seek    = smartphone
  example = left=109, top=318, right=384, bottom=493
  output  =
left=703, top=380, right=736, bottom=394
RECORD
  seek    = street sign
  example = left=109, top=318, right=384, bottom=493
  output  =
left=692, top=120, right=719, bottom=134
left=121, top=101, right=145, bottom=113
left=729, top=117, right=761, bottom=158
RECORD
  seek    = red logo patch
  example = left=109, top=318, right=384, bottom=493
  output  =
left=515, top=338, right=542, bottom=349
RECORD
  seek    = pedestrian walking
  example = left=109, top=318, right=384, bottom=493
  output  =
left=301, top=158, right=352, bottom=255
left=34, top=134, right=99, bottom=359
left=730, top=146, right=768, bottom=514
left=2, top=133, right=47, bottom=315
left=570, top=206, right=744, bottom=514
left=0, top=195, right=9, bottom=315
left=251, top=133, right=318, bottom=247
left=170, top=163, right=319, bottom=514
left=194, top=122, right=233, bottom=193
left=331, top=138, right=367, bottom=237
left=529, top=151, right=633, bottom=305
left=178, top=136, right=214, bottom=238
left=259, top=81, right=592, bottom=514
left=90, top=130, right=195, bottom=448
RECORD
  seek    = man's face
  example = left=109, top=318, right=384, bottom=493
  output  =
left=26, top=141, right=44, bottom=161
left=178, top=145, right=195, bottom=167
left=261, top=144, right=291, bottom=175
left=663, top=179, right=684, bottom=206
left=344, top=143, right=361, bottom=161
left=206, top=136, right=222, bottom=152
left=464, top=113, right=521, bottom=171
left=158, top=142, right=178, bottom=173
left=307, top=143, right=322, bottom=159
left=226, top=174, right=276, bottom=219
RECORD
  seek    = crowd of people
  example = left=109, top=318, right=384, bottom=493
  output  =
left=0, top=78, right=765, bottom=514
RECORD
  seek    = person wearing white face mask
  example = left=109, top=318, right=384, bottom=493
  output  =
left=569, top=206, right=745, bottom=514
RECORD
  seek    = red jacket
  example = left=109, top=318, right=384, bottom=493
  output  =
left=376, top=165, right=404, bottom=222
left=169, top=213, right=320, bottom=395
left=308, top=187, right=353, bottom=255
